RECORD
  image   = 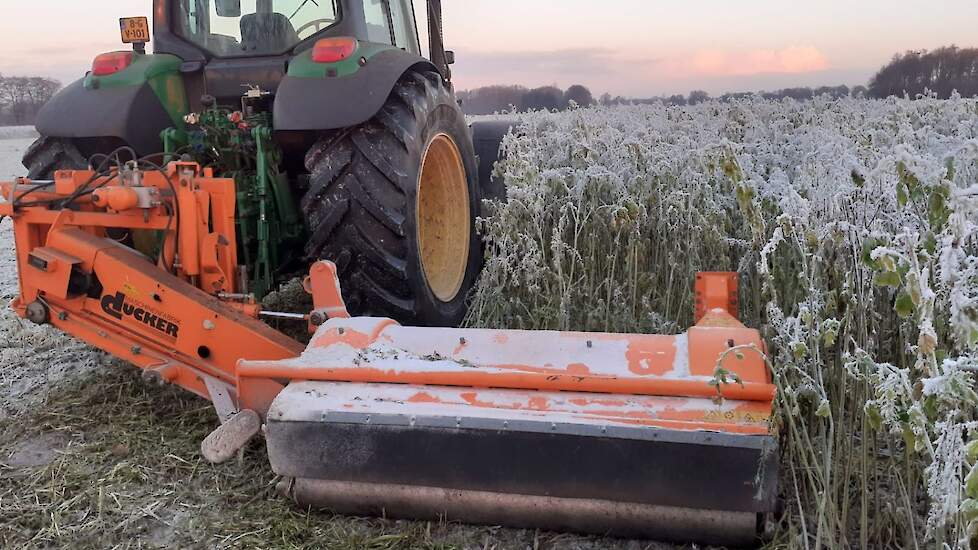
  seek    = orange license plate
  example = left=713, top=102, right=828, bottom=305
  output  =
left=119, top=17, right=150, bottom=44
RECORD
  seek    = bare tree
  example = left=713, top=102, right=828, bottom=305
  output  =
left=519, top=86, right=564, bottom=112
left=869, top=46, right=978, bottom=99
left=563, top=84, right=594, bottom=108
left=687, top=90, right=710, bottom=105
left=0, top=75, right=61, bottom=125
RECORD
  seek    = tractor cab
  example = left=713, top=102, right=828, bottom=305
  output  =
left=30, top=0, right=486, bottom=327
left=151, top=0, right=432, bottom=106
left=167, top=0, right=419, bottom=58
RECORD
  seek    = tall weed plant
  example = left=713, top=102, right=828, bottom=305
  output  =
left=467, top=96, right=978, bottom=548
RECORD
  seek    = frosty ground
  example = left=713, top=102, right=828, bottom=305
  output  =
left=0, top=133, right=671, bottom=549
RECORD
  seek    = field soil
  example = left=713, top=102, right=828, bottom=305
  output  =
left=0, top=133, right=676, bottom=549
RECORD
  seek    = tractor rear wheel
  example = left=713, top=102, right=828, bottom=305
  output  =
left=22, top=137, right=87, bottom=179
left=302, top=71, right=482, bottom=326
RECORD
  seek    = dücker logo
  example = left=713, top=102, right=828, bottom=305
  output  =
left=100, top=292, right=180, bottom=339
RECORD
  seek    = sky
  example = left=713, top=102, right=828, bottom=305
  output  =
left=0, top=1, right=976, bottom=97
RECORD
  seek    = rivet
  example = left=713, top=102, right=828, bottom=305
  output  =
left=338, top=327, right=345, bottom=335
left=58, top=311, right=69, bottom=321
left=131, top=345, right=141, bottom=355
left=586, top=340, right=593, bottom=348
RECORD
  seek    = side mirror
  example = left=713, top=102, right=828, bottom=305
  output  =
left=216, top=0, right=241, bottom=17
left=445, top=50, right=455, bottom=65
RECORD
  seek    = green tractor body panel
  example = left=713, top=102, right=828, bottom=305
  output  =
left=83, top=53, right=189, bottom=129
left=286, top=40, right=394, bottom=79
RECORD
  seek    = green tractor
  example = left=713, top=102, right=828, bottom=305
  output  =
left=25, top=0, right=508, bottom=326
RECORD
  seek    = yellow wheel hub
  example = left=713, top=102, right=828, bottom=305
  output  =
left=416, top=133, right=470, bottom=303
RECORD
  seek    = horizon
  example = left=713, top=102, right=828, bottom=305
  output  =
left=0, top=1, right=975, bottom=97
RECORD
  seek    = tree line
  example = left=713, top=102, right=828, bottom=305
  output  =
left=459, top=44, right=978, bottom=114
left=602, top=84, right=865, bottom=107
left=0, top=75, right=61, bottom=125
left=458, top=84, right=594, bottom=115
left=868, top=46, right=978, bottom=99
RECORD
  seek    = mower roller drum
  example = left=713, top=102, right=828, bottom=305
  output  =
left=302, top=70, right=482, bottom=326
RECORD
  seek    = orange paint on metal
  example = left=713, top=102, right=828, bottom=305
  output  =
left=311, top=328, right=373, bottom=349
left=624, top=334, right=677, bottom=375
left=92, top=187, right=139, bottom=211
left=566, top=363, right=591, bottom=375
left=304, top=261, right=351, bottom=324
left=528, top=396, right=550, bottom=410
left=309, top=320, right=398, bottom=349
left=575, top=416, right=770, bottom=435
left=453, top=340, right=468, bottom=356
left=568, top=408, right=657, bottom=421
left=408, top=391, right=442, bottom=404
left=687, top=325, right=769, bottom=381
left=458, top=391, right=551, bottom=412
left=695, top=272, right=739, bottom=322
left=568, top=397, right=628, bottom=407
left=0, top=166, right=302, bottom=419
left=236, top=363, right=776, bottom=402
left=696, top=309, right=744, bottom=328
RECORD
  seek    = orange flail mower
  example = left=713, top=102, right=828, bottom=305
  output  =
left=0, top=165, right=778, bottom=546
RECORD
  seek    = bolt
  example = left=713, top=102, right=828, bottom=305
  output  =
left=57, top=311, right=69, bottom=321
left=586, top=340, right=593, bottom=348
left=459, top=337, right=466, bottom=345
left=25, top=301, right=49, bottom=325
left=338, top=327, right=345, bottom=335
left=131, top=345, right=142, bottom=355
left=141, top=369, right=166, bottom=386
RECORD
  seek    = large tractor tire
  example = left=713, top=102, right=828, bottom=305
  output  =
left=22, top=137, right=87, bottom=179
left=302, top=70, right=482, bottom=326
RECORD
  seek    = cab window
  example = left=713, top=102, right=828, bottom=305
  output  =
left=362, top=0, right=394, bottom=45
left=388, top=0, right=419, bottom=54
left=175, top=0, right=341, bottom=57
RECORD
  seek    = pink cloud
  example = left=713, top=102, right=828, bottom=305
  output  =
left=688, top=46, right=830, bottom=76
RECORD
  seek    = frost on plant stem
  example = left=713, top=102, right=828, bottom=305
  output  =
left=468, top=95, right=978, bottom=546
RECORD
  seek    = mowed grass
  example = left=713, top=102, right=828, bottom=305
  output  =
left=0, top=360, right=674, bottom=550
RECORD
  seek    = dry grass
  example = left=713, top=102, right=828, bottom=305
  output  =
left=0, top=360, right=685, bottom=550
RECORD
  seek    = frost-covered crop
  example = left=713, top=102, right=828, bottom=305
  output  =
left=468, top=95, right=978, bottom=548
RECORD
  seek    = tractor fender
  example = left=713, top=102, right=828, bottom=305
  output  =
left=36, top=79, right=174, bottom=156
left=35, top=54, right=187, bottom=156
left=273, top=48, right=439, bottom=132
